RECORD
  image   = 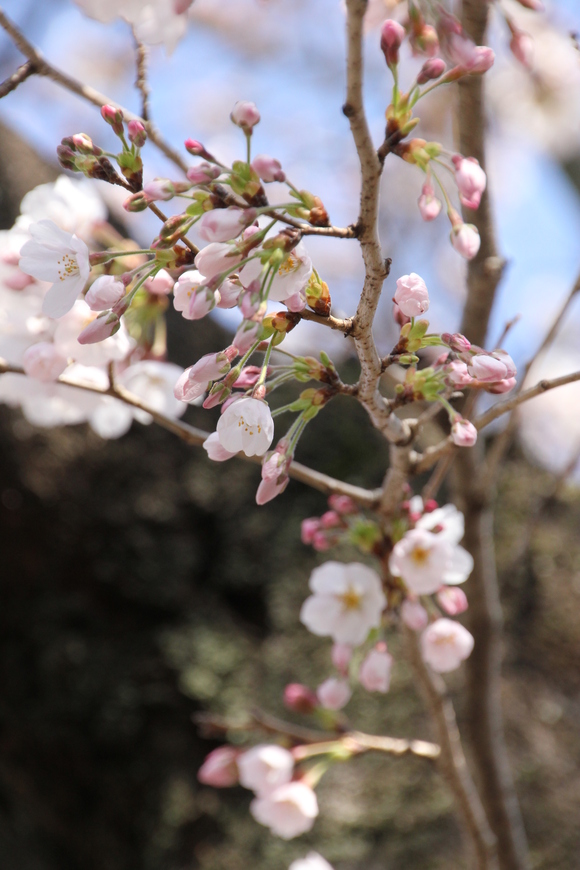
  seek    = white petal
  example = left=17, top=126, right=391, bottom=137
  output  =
left=42, top=274, right=87, bottom=318
left=443, top=545, right=474, bottom=585
left=300, top=594, right=343, bottom=637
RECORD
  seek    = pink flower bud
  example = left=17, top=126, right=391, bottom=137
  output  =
left=320, top=510, right=341, bottom=529
left=251, top=154, right=285, bottom=183
left=312, top=531, right=331, bottom=552
left=437, top=586, right=469, bottom=616
left=143, top=178, right=177, bottom=202
left=450, top=221, right=481, bottom=260
left=185, top=138, right=212, bottom=159
left=199, top=208, right=255, bottom=244
left=127, top=120, right=147, bottom=147
left=331, top=643, right=353, bottom=675
left=301, top=517, right=320, bottom=545
left=101, top=104, right=124, bottom=136
left=316, top=677, right=351, bottom=711
left=443, top=332, right=471, bottom=354
left=327, top=495, right=357, bottom=515
left=416, top=57, right=446, bottom=84
left=452, top=155, right=486, bottom=210
left=77, top=312, right=120, bottom=344
left=216, top=278, right=242, bottom=309
left=145, top=269, right=174, bottom=296
left=418, top=181, right=442, bottom=221
left=493, top=350, right=516, bottom=378
left=233, top=365, right=264, bottom=388
left=468, top=353, right=508, bottom=382
left=380, top=19, right=406, bottom=66
left=22, top=342, right=67, bottom=382
left=186, top=162, right=221, bottom=185
left=198, top=746, right=240, bottom=787
left=487, top=376, right=516, bottom=394
left=283, top=683, right=317, bottom=715
left=4, top=269, right=35, bottom=290
left=420, top=618, right=474, bottom=673
left=256, top=452, right=290, bottom=505
left=230, top=101, right=261, bottom=131
left=123, top=191, right=149, bottom=212
left=445, top=360, right=473, bottom=387
left=394, top=273, right=429, bottom=317
left=359, top=645, right=393, bottom=693
left=233, top=320, right=260, bottom=355
left=401, top=599, right=428, bottom=631
left=451, top=417, right=478, bottom=447
left=85, top=275, right=125, bottom=311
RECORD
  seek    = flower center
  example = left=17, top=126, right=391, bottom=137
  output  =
left=237, top=414, right=262, bottom=436
left=57, top=253, right=80, bottom=282
left=278, top=254, right=298, bottom=277
left=410, top=546, right=430, bottom=566
left=339, top=586, right=362, bottom=611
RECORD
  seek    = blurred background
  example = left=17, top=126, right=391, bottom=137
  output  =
left=0, top=1, right=580, bottom=867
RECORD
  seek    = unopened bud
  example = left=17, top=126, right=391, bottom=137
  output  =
left=381, top=19, right=406, bottom=67
left=123, top=191, right=150, bottom=212
left=101, top=104, right=124, bottom=136
left=127, top=119, right=147, bottom=147
left=78, top=312, right=120, bottom=344
left=230, top=100, right=260, bottom=131
left=417, top=57, right=446, bottom=84
left=283, top=683, right=317, bottom=715
left=184, top=139, right=214, bottom=161
left=71, top=133, right=101, bottom=155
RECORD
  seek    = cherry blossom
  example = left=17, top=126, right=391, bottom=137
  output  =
left=450, top=221, right=481, bottom=260
left=230, top=101, right=261, bottom=130
left=239, top=241, right=312, bottom=308
left=393, top=273, right=430, bottom=317
left=452, top=155, right=487, bottom=209
left=216, top=397, right=274, bottom=457
left=202, top=431, right=236, bottom=462
left=22, top=342, right=68, bottom=382
left=250, top=781, right=318, bottom=839
left=389, top=527, right=473, bottom=595
left=173, top=270, right=219, bottom=320
left=85, top=275, right=125, bottom=311
left=300, top=562, right=386, bottom=646
left=198, top=208, right=255, bottom=243
left=418, top=181, right=442, bottom=221
left=252, top=155, right=285, bottom=183
left=53, top=301, right=133, bottom=367
left=174, top=348, right=236, bottom=403
left=437, top=587, right=469, bottom=616
left=194, top=242, right=242, bottom=280
left=237, top=744, right=294, bottom=795
left=74, top=0, right=193, bottom=53
left=380, top=19, right=406, bottom=66
left=420, top=618, right=474, bottom=673
left=331, top=643, right=353, bottom=675
left=197, top=746, right=240, bottom=788
left=19, top=221, right=91, bottom=319
left=284, top=683, right=318, bottom=714
left=359, top=645, right=393, bottom=693
left=451, top=417, right=478, bottom=447
left=401, top=599, right=429, bottom=631
left=316, top=677, right=352, bottom=710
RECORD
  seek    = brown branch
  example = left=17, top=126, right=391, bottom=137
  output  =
left=0, top=358, right=380, bottom=507
left=133, top=34, right=150, bottom=122
left=404, top=627, right=498, bottom=869
left=0, top=59, right=35, bottom=99
left=475, top=369, right=580, bottom=431
left=343, top=0, right=407, bottom=446
left=297, top=308, right=354, bottom=335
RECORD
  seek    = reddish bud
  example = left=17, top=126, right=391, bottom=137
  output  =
left=101, top=104, right=124, bottom=136
left=283, top=683, right=317, bottom=715
left=127, top=120, right=147, bottom=147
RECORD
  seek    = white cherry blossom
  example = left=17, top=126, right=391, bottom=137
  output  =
left=216, top=397, right=274, bottom=457
left=239, top=240, right=312, bottom=307
left=289, top=854, right=334, bottom=870
left=19, top=175, right=106, bottom=241
left=250, top=781, right=318, bottom=839
left=389, top=527, right=473, bottom=595
left=300, top=561, right=386, bottom=646
left=117, top=361, right=187, bottom=424
left=420, top=618, right=474, bottom=673
left=19, top=221, right=91, bottom=319
left=237, top=745, right=294, bottom=796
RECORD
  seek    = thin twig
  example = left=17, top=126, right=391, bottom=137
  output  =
left=0, top=59, right=35, bottom=98
left=0, top=357, right=381, bottom=507
left=297, top=308, right=354, bottom=335
left=133, top=34, right=150, bottom=122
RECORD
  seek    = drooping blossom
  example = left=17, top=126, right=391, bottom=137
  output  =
left=198, top=208, right=255, bottom=244
left=289, top=852, right=334, bottom=870
left=85, top=275, right=125, bottom=311
left=400, top=599, right=429, bottom=631
left=186, top=162, right=221, bottom=185
left=237, top=744, right=294, bottom=796
left=173, top=348, right=237, bottom=403
left=216, top=277, right=241, bottom=309
left=300, top=562, right=386, bottom=646
left=389, top=527, right=473, bottom=595
left=452, top=155, right=487, bottom=209
left=22, top=342, right=68, bottom=382
left=451, top=417, right=478, bottom=447
left=359, top=645, right=393, bottom=693
left=250, top=782, right=318, bottom=839
left=77, top=311, right=120, bottom=345
left=316, top=677, right=352, bottom=710
left=415, top=503, right=465, bottom=543
left=393, top=273, right=429, bottom=317
left=420, top=618, right=474, bottom=673
left=418, top=181, right=442, bottom=221
left=173, top=270, right=219, bottom=320
left=53, top=300, right=133, bottom=367
left=445, top=360, right=472, bottom=387
left=450, top=221, right=481, bottom=260
left=468, top=352, right=515, bottom=383
left=19, top=220, right=91, bottom=319
left=216, top=397, right=274, bottom=457
left=145, top=269, right=174, bottom=296
left=256, top=449, right=290, bottom=505
left=198, top=746, right=240, bottom=788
